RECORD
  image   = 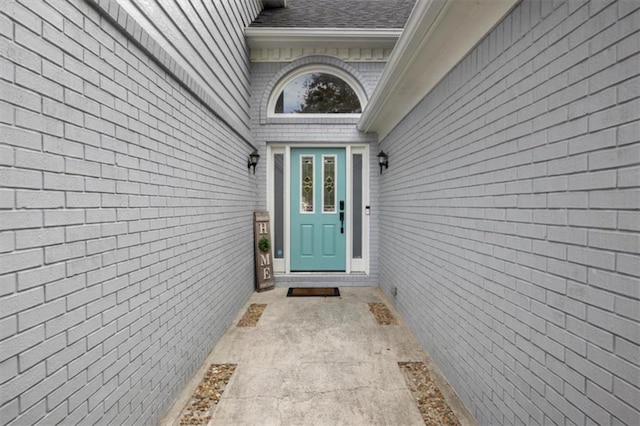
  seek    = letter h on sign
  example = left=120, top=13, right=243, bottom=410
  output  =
left=259, top=222, right=268, bottom=235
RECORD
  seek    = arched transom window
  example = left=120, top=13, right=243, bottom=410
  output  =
left=269, top=65, right=366, bottom=116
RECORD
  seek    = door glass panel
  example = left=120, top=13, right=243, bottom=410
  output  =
left=323, top=156, right=336, bottom=213
left=352, top=154, right=362, bottom=258
left=301, top=156, right=313, bottom=213
left=274, top=153, right=284, bottom=258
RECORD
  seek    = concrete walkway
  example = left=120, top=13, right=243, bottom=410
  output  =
left=161, top=287, right=476, bottom=426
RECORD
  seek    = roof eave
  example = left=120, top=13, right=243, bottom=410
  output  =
left=358, top=0, right=518, bottom=140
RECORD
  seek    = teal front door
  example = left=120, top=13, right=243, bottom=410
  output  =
left=291, top=148, right=346, bottom=271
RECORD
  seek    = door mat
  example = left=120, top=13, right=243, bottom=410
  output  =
left=398, top=361, right=460, bottom=425
left=179, top=363, right=236, bottom=425
left=237, top=303, right=267, bottom=327
left=287, top=287, right=340, bottom=297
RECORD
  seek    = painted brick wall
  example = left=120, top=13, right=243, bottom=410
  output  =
left=378, top=0, right=639, bottom=424
left=0, top=0, right=259, bottom=424
left=116, top=0, right=261, bottom=137
left=250, top=59, right=384, bottom=285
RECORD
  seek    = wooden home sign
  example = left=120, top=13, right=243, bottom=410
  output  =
left=254, top=211, right=275, bottom=292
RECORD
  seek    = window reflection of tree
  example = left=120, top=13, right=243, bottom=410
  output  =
left=275, top=73, right=361, bottom=114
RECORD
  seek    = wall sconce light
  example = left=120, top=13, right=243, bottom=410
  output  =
left=377, top=150, right=388, bottom=174
left=248, top=150, right=260, bottom=174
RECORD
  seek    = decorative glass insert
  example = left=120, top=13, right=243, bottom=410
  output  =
left=274, top=154, right=284, bottom=258
left=301, top=156, right=313, bottom=213
left=352, top=154, right=362, bottom=258
left=275, top=73, right=362, bottom=114
left=323, top=156, right=336, bottom=213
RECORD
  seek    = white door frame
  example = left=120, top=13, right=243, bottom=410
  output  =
left=267, top=144, right=370, bottom=274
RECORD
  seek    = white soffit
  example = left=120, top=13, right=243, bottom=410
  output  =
left=358, top=0, right=518, bottom=140
left=262, top=0, right=287, bottom=7
left=245, top=27, right=403, bottom=50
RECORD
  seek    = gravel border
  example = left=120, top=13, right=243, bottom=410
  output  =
left=178, top=364, right=236, bottom=425
left=237, top=303, right=267, bottom=327
left=368, top=302, right=398, bottom=325
left=398, top=361, right=460, bottom=426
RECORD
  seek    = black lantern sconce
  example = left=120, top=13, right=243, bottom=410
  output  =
left=377, top=150, right=388, bottom=174
left=248, top=150, right=260, bottom=174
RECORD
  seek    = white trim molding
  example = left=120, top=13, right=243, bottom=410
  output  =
left=267, top=144, right=370, bottom=275
left=358, top=0, right=518, bottom=140
left=259, top=56, right=374, bottom=124
left=266, top=64, right=368, bottom=119
left=246, top=27, right=402, bottom=62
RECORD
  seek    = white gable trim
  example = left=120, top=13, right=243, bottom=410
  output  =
left=249, top=46, right=394, bottom=63
left=358, top=0, right=518, bottom=140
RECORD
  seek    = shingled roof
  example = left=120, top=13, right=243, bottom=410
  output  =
left=251, top=0, right=416, bottom=29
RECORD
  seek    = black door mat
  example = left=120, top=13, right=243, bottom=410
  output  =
left=287, top=287, right=340, bottom=297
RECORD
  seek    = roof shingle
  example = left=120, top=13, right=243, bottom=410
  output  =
left=251, top=0, right=416, bottom=29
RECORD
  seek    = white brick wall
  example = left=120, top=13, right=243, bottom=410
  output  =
left=0, top=0, right=259, bottom=424
left=378, top=1, right=639, bottom=424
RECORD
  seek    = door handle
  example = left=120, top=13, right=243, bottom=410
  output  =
left=339, top=200, right=345, bottom=234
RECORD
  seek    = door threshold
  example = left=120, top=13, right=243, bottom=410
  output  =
left=276, top=271, right=366, bottom=276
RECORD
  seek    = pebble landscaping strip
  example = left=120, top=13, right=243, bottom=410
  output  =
left=398, top=361, right=460, bottom=426
left=368, top=302, right=398, bottom=325
left=179, top=364, right=236, bottom=425
left=237, top=303, right=267, bottom=327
